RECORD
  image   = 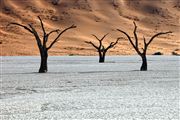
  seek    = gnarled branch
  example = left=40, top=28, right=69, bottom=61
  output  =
left=117, top=28, right=141, bottom=55
left=143, top=36, right=147, bottom=53
left=146, top=31, right=172, bottom=47
left=37, top=16, right=46, bottom=46
left=47, top=29, right=60, bottom=37
left=38, top=16, right=46, bottom=35
left=105, top=37, right=120, bottom=51
left=47, top=24, right=76, bottom=50
left=133, top=21, right=138, bottom=48
left=45, top=29, right=60, bottom=44
left=28, top=24, right=42, bottom=47
left=100, top=33, right=109, bottom=41
left=91, top=33, right=109, bottom=41
left=91, top=34, right=101, bottom=41
left=7, top=23, right=33, bottom=34
left=85, top=41, right=99, bottom=49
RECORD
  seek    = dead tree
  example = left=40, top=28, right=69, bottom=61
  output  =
left=85, top=34, right=120, bottom=63
left=117, top=21, right=172, bottom=71
left=8, top=16, right=76, bottom=73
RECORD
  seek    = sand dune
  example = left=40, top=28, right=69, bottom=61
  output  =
left=0, top=0, right=179, bottom=56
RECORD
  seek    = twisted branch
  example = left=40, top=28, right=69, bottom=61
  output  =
left=47, top=24, right=76, bottom=50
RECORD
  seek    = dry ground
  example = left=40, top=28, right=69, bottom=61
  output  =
left=0, top=56, right=179, bottom=119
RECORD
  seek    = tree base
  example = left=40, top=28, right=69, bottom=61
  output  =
left=99, top=57, right=105, bottom=63
left=39, top=69, right=47, bottom=73
left=140, top=64, right=147, bottom=71
left=140, top=67, right=147, bottom=71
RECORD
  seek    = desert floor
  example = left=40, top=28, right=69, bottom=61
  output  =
left=0, top=56, right=179, bottom=120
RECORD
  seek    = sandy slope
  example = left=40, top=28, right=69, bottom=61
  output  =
left=0, top=0, right=179, bottom=56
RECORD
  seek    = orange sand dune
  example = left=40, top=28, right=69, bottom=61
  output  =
left=0, top=0, right=179, bottom=56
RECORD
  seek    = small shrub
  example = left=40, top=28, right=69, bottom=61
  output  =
left=153, top=52, right=163, bottom=55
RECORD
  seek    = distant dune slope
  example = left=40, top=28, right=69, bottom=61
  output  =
left=0, top=0, right=179, bottom=56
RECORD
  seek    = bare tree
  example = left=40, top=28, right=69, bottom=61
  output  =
left=85, top=34, right=120, bottom=63
left=8, top=16, right=76, bottom=73
left=117, top=21, right=172, bottom=71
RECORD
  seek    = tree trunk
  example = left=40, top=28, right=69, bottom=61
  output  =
left=99, top=56, right=105, bottom=63
left=39, top=48, right=48, bottom=73
left=99, top=52, right=105, bottom=63
left=140, top=54, right=147, bottom=71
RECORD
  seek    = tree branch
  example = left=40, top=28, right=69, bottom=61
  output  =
left=91, top=34, right=101, bottom=41
left=143, top=36, right=147, bottom=53
left=105, top=37, right=120, bottom=51
left=37, top=16, right=47, bottom=47
left=47, top=29, right=60, bottom=37
left=38, top=16, right=46, bottom=35
left=100, top=33, right=109, bottom=41
left=47, top=24, right=76, bottom=50
left=91, top=33, right=109, bottom=42
left=46, top=29, right=60, bottom=43
left=28, top=24, right=42, bottom=47
left=91, top=33, right=108, bottom=50
left=133, top=21, right=138, bottom=48
left=117, top=29, right=141, bottom=55
left=146, top=31, right=172, bottom=47
left=117, top=29, right=133, bottom=46
left=7, top=22, right=42, bottom=48
left=7, top=23, right=33, bottom=34
left=85, top=41, right=99, bottom=49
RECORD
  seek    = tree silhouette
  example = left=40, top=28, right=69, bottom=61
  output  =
left=117, top=21, right=172, bottom=71
left=85, top=33, right=120, bottom=63
left=8, top=16, right=76, bottom=73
